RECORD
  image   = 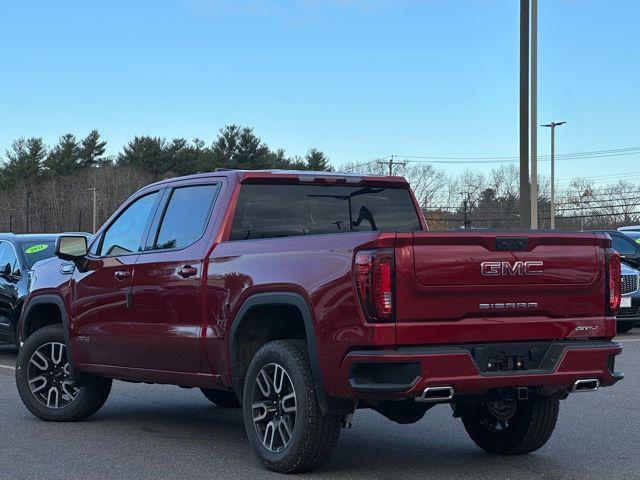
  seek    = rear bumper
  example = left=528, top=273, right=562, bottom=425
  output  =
left=336, top=340, right=623, bottom=399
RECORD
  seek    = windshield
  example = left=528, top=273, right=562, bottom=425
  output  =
left=20, top=242, right=56, bottom=269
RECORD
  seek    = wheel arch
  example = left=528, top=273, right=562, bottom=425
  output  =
left=19, top=294, right=69, bottom=344
left=228, top=292, right=351, bottom=415
left=18, top=294, right=84, bottom=381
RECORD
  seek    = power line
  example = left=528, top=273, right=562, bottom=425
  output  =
left=426, top=211, right=639, bottom=223
left=425, top=196, right=640, bottom=214
left=385, top=146, right=640, bottom=162
left=377, top=156, right=406, bottom=175
left=397, top=151, right=640, bottom=165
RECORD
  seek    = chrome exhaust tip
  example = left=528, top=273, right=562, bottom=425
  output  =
left=571, top=378, right=600, bottom=393
left=416, top=386, right=455, bottom=403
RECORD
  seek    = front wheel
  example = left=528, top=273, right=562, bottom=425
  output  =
left=243, top=340, right=342, bottom=473
left=15, top=324, right=112, bottom=422
left=461, top=396, right=559, bottom=455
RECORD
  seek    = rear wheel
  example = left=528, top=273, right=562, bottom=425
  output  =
left=461, top=396, right=559, bottom=455
left=243, top=340, right=342, bottom=473
left=200, top=388, right=241, bottom=408
left=15, top=324, right=112, bottom=422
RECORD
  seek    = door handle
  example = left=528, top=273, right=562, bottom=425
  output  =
left=178, top=266, right=198, bottom=278
left=114, top=270, right=131, bottom=281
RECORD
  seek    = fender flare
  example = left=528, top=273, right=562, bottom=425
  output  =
left=19, top=294, right=84, bottom=383
left=229, top=292, right=350, bottom=415
left=20, top=294, right=70, bottom=345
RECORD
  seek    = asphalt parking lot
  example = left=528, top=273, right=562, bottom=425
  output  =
left=1, top=332, right=638, bottom=480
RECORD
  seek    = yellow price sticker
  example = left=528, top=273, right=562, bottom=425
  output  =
left=25, top=244, right=49, bottom=254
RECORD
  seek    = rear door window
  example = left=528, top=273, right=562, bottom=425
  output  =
left=230, top=184, right=421, bottom=240
left=151, top=184, right=220, bottom=250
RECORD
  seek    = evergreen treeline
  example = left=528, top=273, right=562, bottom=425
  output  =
left=0, top=125, right=332, bottom=233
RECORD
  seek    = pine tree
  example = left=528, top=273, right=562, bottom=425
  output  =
left=305, top=148, right=331, bottom=171
left=117, top=136, right=171, bottom=176
left=44, top=134, right=81, bottom=175
left=212, top=125, right=271, bottom=169
left=2, top=137, right=46, bottom=186
left=79, top=130, right=107, bottom=167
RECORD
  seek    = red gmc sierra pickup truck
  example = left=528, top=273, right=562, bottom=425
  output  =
left=15, top=170, right=623, bottom=473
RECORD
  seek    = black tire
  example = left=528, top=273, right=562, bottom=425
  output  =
left=242, top=340, right=341, bottom=474
left=200, top=388, right=241, bottom=408
left=461, top=396, right=559, bottom=455
left=616, top=322, right=635, bottom=334
left=15, top=324, right=112, bottom=422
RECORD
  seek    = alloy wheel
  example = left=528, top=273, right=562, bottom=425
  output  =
left=480, top=400, right=517, bottom=432
left=27, top=342, right=79, bottom=409
left=251, top=363, right=297, bottom=453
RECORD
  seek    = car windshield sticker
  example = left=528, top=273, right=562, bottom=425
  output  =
left=25, top=244, right=49, bottom=254
left=636, top=238, right=640, bottom=245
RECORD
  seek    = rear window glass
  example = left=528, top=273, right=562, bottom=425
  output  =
left=21, top=242, right=55, bottom=268
left=230, top=184, right=421, bottom=241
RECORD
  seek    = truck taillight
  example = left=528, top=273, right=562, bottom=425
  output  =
left=607, top=249, right=621, bottom=315
left=355, top=249, right=395, bottom=322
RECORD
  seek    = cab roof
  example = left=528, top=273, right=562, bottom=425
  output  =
left=146, top=169, right=410, bottom=189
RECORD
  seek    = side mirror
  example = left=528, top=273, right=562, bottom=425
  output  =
left=55, top=236, right=88, bottom=271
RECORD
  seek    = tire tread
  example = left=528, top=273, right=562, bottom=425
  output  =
left=462, top=396, right=559, bottom=455
left=15, top=324, right=111, bottom=422
left=243, top=339, right=342, bottom=473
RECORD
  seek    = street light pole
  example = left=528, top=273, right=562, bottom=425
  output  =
left=542, top=121, right=566, bottom=229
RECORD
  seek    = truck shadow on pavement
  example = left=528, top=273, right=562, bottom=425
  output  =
left=84, top=388, right=570, bottom=479
left=4, top=338, right=631, bottom=479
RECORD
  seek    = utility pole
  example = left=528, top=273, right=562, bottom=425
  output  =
left=378, top=156, right=406, bottom=176
left=519, top=0, right=531, bottom=229
left=88, top=186, right=98, bottom=234
left=462, top=199, right=470, bottom=229
left=459, top=190, right=475, bottom=229
left=542, top=121, right=566, bottom=229
left=25, top=191, right=31, bottom=233
left=530, top=0, right=538, bottom=229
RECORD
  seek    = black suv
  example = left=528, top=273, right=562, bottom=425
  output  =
left=593, top=230, right=640, bottom=332
left=593, top=230, right=640, bottom=268
left=0, top=233, right=89, bottom=346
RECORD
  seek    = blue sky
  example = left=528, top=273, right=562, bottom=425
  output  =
left=1, top=0, right=638, bottom=183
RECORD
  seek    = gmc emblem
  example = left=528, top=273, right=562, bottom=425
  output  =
left=481, top=261, right=544, bottom=276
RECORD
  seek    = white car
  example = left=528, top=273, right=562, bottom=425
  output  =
left=618, top=225, right=640, bottom=232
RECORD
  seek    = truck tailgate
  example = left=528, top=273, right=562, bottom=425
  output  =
left=394, top=231, right=610, bottom=345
